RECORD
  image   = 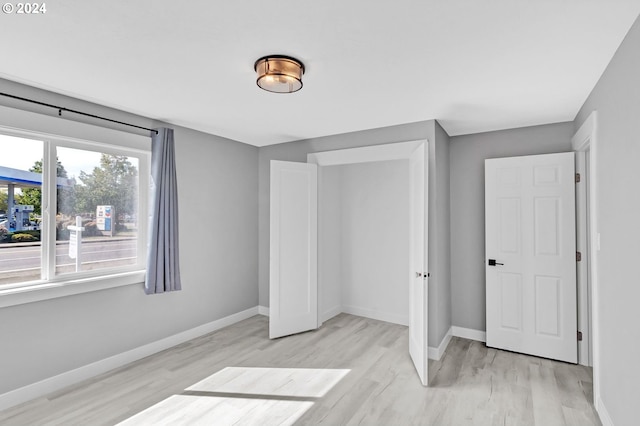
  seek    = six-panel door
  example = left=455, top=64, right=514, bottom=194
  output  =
left=485, top=152, right=577, bottom=363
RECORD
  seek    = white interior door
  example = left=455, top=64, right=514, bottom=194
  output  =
left=409, top=143, right=428, bottom=385
left=485, top=152, right=577, bottom=363
left=269, top=160, right=318, bottom=339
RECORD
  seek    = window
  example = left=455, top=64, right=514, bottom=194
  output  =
left=0, top=131, right=149, bottom=292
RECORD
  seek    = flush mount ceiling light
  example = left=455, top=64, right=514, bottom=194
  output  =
left=254, top=55, right=305, bottom=93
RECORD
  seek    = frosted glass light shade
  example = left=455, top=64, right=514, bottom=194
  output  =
left=255, top=55, right=305, bottom=93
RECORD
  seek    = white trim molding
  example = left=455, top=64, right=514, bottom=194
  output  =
left=258, top=305, right=270, bottom=316
left=451, top=326, right=487, bottom=342
left=571, top=110, right=600, bottom=408
left=307, top=139, right=425, bottom=166
left=341, top=305, right=408, bottom=326
left=320, top=306, right=342, bottom=324
left=428, top=327, right=452, bottom=361
left=596, top=398, right=614, bottom=426
left=572, top=111, right=597, bottom=152
left=0, top=271, right=145, bottom=308
left=427, top=326, right=487, bottom=361
left=574, top=150, right=591, bottom=367
left=0, top=306, right=260, bottom=412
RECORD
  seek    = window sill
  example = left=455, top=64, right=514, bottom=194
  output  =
left=0, top=270, right=145, bottom=308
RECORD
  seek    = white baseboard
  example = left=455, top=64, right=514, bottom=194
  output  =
left=320, top=306, right=342, bottom=323
left=451, top=326, right=486, bottom=342
left=258, top=305, right=341, bottom=324
left=428, top=327, right=452, bottom=361
left=0, top=306, right=260, bottom=412
left=595, top=397, right=614, bottom=426
left=341, top=305, right=408, bottom=326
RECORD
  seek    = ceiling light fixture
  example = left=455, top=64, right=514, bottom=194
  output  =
left=254, top=55, right=305, bottom=94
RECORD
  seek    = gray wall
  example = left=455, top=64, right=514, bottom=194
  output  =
left=431, top=121, right=452, bottom=345
left=259, top=121, right=431, bottom=308
left=574, top=15, right=640, bottom=426
left=449, top=122, right=574, bottom=332
left=318, top=165, right=343, bottom=321
left=337, top=160, right=410, bottom=325
left=0, top=79, right=259, bottom=394
left=259, top=120, right=452, bottom=346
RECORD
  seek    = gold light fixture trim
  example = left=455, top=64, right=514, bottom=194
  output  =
left=254, top=55, right=305, bottom=93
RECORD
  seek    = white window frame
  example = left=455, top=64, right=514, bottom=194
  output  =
left=0, top=123, right=150, bottom=308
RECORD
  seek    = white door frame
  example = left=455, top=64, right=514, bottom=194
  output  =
left=571, top=111, right=600, bottom=406
left=308, top=139, right=429, bottom=384
left=484, top=152, right=578, bottom=363
left=575, top=150, right=591, bottom=366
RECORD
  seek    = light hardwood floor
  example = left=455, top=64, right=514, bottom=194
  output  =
left=0, top=313, right=600, bottom=425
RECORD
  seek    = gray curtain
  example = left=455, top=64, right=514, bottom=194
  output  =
left=145, top=127, right=181, bottom=294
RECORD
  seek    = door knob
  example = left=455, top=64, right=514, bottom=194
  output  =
left=416, top=272, right=423, bottom=278
left=488, top=259, right=504, bottom=266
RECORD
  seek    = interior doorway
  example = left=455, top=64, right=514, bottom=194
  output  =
left=310, top=140, right=429, bottom=385
left=484, top=152, right=578, bottom=363
left=268, top=139, right=429, bottom=385
left=315, top=159, right=411, bottom=326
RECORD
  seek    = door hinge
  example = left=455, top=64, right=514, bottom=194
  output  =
left=577, top=331, right=583, bottom=341
left=576, top=251, right=582, bottom=262
left=575, top=173, right=581, bottom=183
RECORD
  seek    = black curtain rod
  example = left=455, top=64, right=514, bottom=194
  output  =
left=0, top=92, right=158, bottom=135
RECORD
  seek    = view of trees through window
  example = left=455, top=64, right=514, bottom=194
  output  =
left=0, top=135, right=142, bottom=286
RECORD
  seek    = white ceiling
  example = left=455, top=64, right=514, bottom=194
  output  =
left=1, top=1, right=639, bottom=147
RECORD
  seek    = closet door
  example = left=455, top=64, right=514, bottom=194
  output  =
left=269, top=160, right=318, bottom=339
left=409, top=143, right=428, bottom=385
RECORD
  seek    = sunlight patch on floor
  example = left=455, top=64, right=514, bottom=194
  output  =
left=117, top=395, right=313, bottom=426
left=187, top=367, right=351, bottom=398
left=117, top=367, right=350, bottom=425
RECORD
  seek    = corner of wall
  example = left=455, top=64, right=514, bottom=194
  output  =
left=428, top=326, right=452, bottom=361
left=430, top=119, right=453, bottom=345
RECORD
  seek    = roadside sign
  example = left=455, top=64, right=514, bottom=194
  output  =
left=69, top=231, right=77, bottom=259
left=96, top=205, right=113, bottom=236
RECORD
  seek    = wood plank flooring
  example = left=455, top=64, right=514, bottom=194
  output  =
left=0, top=313, right=600, bottom=425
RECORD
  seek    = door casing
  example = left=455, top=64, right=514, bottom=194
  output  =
left=571, top=111, right=599, bottom=406
left=308, top=139, right=429, bottom=385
